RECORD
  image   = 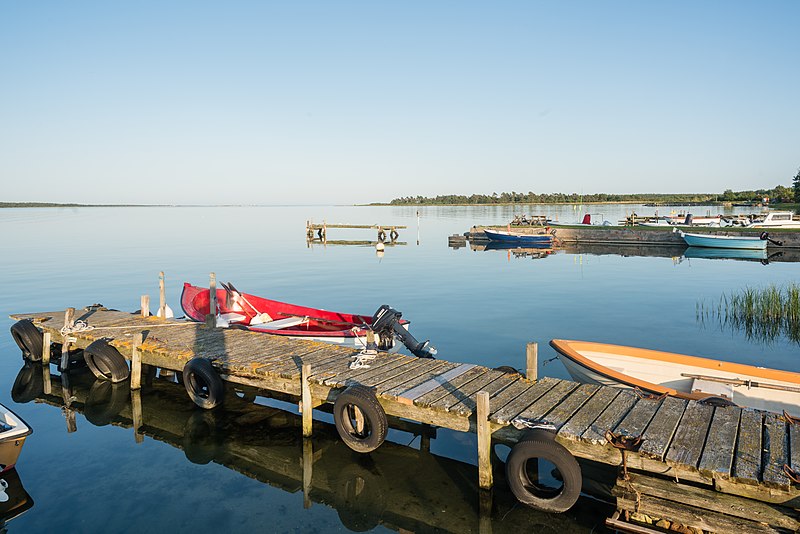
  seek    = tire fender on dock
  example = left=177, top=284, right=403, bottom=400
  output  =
left=333, top=385, right=388, bottom=453
left=10, top=319, right=44, bottom=361
left=183, top=358, right=224, bottom=409
left=505, top=429, right=582, bottom=513
left=84, top=340, right=130, bottom=383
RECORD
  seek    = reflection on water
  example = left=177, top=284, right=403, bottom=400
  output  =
left=15, top=364, right=614, bottom=532
left=2, top=204, right=799, bottom=532
left=0, top=467, right=33, bottom=530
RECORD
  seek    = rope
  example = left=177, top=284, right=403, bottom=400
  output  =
left=349, top=349, right=377, bottom=370
left=60, top=320, right=93, bottom=336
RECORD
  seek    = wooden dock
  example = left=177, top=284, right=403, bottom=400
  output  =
left=9, top=306, right=800, bottom=531
left=306, top=221, right=407, bottom=243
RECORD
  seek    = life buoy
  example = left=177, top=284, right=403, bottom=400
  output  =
left=506, top=429, right=582, bottom=513
left=84, top=340, right=130, bottom=383
left=183, top=358, right=224, bottom=409
left=10, top=320, right=44, bottom=361
left=333, top=385, right=388, bottom=453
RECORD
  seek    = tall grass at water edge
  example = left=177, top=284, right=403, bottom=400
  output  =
left=697, top=283, right=800, bottom=344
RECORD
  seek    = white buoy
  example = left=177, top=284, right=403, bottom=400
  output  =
left=376, top=242, right=385, bottom=251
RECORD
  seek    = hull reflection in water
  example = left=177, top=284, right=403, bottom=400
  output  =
left=0, top=468, right=34, bottom=529
left=15, top=364, right=614, bottom=533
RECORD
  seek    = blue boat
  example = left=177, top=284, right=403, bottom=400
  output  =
left=483, top=228, right=553, bottom=245
left=678, top=230, right=767, bottom=250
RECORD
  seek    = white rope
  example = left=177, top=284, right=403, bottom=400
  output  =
left=349, top=349, right=377, bottom=370
left=60, top=320, right=94, bottom=336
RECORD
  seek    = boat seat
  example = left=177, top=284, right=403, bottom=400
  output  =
left=691, top=378, right=734, bottom=400
left=262, top=316, right=309, bottom=330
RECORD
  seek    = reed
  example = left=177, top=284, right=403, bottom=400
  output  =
left=698, top=283, right=800, bottom=344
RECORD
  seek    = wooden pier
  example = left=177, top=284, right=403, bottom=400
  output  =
left=9, top=305, right=800, bottom=532
left=306, top=221, right=407, bottom=243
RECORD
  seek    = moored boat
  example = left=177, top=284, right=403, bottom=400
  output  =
left=744, top=211, right=800, bottom=229
left=483, top=228, right=553, bottom=245
left=677, top=229, right=768, bottom=250
left=0, top=404, right=31, bottom=473
left=181, top=283, right=437, bottom=357
left=550, top=339, right=800, bottom=416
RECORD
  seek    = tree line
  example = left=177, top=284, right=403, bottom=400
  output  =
left=387, top=183, right=799, bottom=206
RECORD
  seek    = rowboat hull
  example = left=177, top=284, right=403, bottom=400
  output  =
left=550, top=339, right=800, bottom=416
left=483, top=229, right=553, bottom=245
left=679, top=231, right=767, bottom=250
left=181, top=283, right=406, bottom=350
left=0, top=404, right=31, bottom=473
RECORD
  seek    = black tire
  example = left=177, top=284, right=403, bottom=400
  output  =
left=505, top=431, right=582, bottom=513
left=333, top=385, right=387, bottom=453
left=11, top=362, right=44, bottom=403
left=10, top=320, right=44, bottom=361
left=183, top=410, right=220, bottom=464
left=335, top=462, right=386, bottom=531
left=183, top=358, right=224, bottom=409
left=85, top=380, right=129, bottom=426
left=84, top=341, right=130, bottom=383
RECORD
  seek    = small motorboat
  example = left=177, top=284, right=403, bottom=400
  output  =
left=0, top=404, right=31, bottom=473
left=744, top=211, right=800, bottom=229
left=483, top=228, right=553, bottom=245
left=181, top=283, right=437, bottom=358
left=676, top=229, right=768, bottom=250
left=550, top=339, right=800, bottom=416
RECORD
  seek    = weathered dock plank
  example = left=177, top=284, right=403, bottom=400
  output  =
left=446, top=373, right=517, bottom=416
left=638, top=396, right=687, bottom=461
left=763, top=412, right=790, bottom=489
left=512, top=380, right=579, bottom=423
left=665, top=401, right=714, bottom=469
left=545, top=383, right=600, bottom=430
left=580, top=389, right=638, bottom=444
left=733, top=409, right=764, bottom=485
left=697, top=405, right=741, bottom=479
left=412, top=366, right=489, bottom=408
left=491, top=378, right=558, bottom=424
left=558, top=387, right=619, bottom=440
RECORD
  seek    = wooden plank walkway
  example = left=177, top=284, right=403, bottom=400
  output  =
left=10, top=307, right=800, bottom=509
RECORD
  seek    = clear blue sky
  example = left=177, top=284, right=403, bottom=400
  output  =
left=1, top=1, right=798, bottom=205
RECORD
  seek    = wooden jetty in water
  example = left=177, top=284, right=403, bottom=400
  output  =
left=9, top=300, right=800, bottom=532
left=306, top=220, right=407, bottom=243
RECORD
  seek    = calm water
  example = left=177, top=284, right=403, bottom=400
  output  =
left=1, top=205, right=798, bottom=533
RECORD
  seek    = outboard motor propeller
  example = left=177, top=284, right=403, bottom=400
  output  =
left=760, top=231, right=783, bottom=247
left=371, top=305, right=437, bottom=359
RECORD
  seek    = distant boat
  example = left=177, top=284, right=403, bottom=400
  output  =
left=548, top=213, right=613, bottom=227
left=677, top=230, right=767, bottom=250
left=483, top=228, right=553, bottom=245
left=550, top=339, right=800, bottom=416
left=0, top=404, right=31, bottom=473
left=745, top=211, right=800, bottom=229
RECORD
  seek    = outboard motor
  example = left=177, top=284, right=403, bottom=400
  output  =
left=371, top=305, right=437, bottom=359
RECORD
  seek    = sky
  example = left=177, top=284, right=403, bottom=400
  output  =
left=1, top=1, right=798, bottom=205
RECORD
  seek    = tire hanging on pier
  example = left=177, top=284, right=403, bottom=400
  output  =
left=505, top=429, right=582, bottom=513
left=333, top=385, right=388, bottom=453
left=183, top=358, right=224, bottom=409
left=84, top=340, right=130, bottom=383
left=10, top=320, right=44, bottom=362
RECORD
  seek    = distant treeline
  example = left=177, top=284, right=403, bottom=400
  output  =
left=385, top=185, right=796, bottom=205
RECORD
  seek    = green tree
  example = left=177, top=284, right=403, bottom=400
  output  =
left=794, top=168, right=800, bottom=203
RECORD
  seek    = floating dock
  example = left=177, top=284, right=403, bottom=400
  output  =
left=9, top=306, right=800, bottom=532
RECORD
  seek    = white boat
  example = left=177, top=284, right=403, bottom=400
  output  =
left=745, top=211, right=800, bottom=229
left=0, top=405, right=31, bottom=473
left=677, top=229, right=768, bottom=250
left=550, top=339, right=800, bottom=416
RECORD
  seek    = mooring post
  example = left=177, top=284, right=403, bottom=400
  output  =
left=301, top=363, right=313, bottom=437
left=141, top=295, right=150, bottom=318
left=207, top=272, right=217, bottom=328
left=477, top=391, right=493, bottom=489
left=526, top=342, right=538, bottom=381
left=131, top=332, right=143, bottom=390
left=302, top=438, right=313, bottom=509
left=60, top=307, right=75, bottom=371
left=158, top=271, right=166, bottom=319
left=42, top=331, right=52, bottom=395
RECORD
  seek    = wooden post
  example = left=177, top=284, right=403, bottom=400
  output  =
left=526, top=342, right=538, bottom=381
left=131, top=332, right=143, bottom=390
left=140, top=295, right=150, bottom=317
left=301, top=363, right=313, bottom=437
left=61, top=307, right=75, bottom=370
left=206, top=272, right=217, bottom=328
left=158, top=271, right=166, bottom=319
left=42, top=331, right=52, bottom=395
left=131, top=388, right=144, bottom=444
left=302, top=438, right=313, bottom=509
left=477, top=391, right=493, bottom=489
left=61, top=373, right=77, bottom=433
left=479, top=489, right=494, bottom=534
